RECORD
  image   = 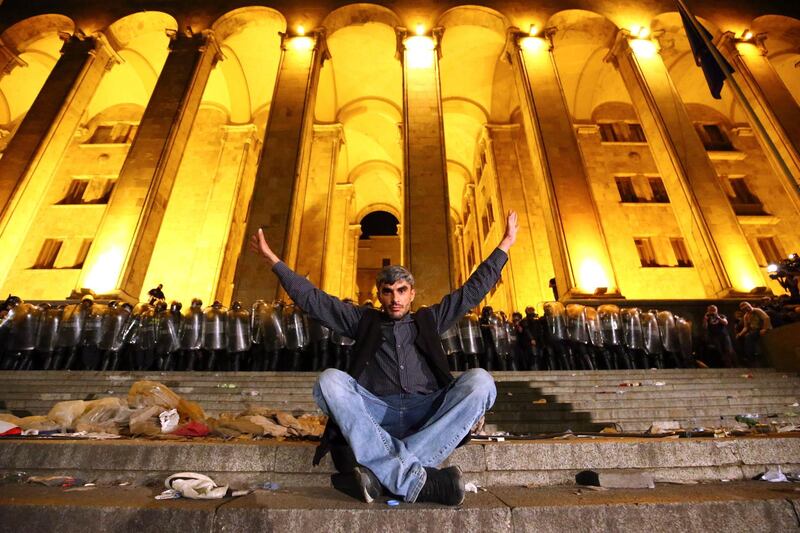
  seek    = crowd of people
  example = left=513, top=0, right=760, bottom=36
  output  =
left=0, top=287, right=707, bottom=373
left=701, top=296, right=799, bottom=368
left=0, top=285, right=796, bottom=374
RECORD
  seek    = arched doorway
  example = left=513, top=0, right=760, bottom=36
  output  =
left=355, top=210, right=400, bottom=304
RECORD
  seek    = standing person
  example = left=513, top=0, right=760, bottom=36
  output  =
left=736, top=302, right=772, bottom=365
left=249, top=211, right=518, bottom=506
left=702, top=305, right=738, bottom=367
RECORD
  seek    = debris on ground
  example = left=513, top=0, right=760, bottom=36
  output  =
left=1, top=380, right=327, bottom=441
left=647, top=421, right=681, bottom=434
left=157, top=472, right=250, bottom=500
left=755, top=466, right=789, bottom=483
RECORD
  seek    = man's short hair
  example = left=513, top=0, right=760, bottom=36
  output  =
left=376, top=265, right=415, bottom=289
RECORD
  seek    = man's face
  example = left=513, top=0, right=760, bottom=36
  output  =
left=378, top=281, right=415, bottom=320
left=740, top=302, right=752, bottom=313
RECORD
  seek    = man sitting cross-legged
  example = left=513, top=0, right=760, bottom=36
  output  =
left=248, top=210, right=518, bottom=505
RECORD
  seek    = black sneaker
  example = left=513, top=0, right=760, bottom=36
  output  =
left=415, top=466, right=465, bottom=506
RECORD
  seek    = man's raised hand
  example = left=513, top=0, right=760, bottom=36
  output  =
left=498, top=210, right=518, bottom=252
left=249, top=228, right=281, bottom=266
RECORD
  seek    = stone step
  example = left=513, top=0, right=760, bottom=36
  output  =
left=482, top=416, right=797, bottom=433
left=485, top=406, right=800, bottom=422
left=1, top=436, right=798, bottom=488
left=1, top=481, right=797, bottom=533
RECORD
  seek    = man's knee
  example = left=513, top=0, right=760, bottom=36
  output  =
left=460, top=368, right=496, bottom=404
left=313, top=368, right=351, bottom=410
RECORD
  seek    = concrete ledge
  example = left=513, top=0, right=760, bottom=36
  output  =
left=0, top=482, right=797, bottom=533
left=2, top=436, right=799, bottom=488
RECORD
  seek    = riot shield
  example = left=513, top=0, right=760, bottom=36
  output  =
left=543, top=302, right=568, bottom=341
left=597, top=304, right=623, bottom=346
left=566, top=304, right=591, bottom=345
left=225, top=301, right=250, bottom=371
left=202, top=301, right=227, bottom=370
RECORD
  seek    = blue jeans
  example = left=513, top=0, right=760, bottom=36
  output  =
left=313, top=368, right=496, bottom=502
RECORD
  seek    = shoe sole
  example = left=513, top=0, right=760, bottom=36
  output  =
left=355, top=467, right=380, bottom=503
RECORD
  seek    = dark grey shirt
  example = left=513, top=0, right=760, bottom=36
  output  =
left=273, top=248, right=508, bottom=396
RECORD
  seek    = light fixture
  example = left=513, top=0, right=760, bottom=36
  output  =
left=296, top=24, right=306, bottom=36
left=404, top=35, right=435, bottom=68
left=638, top=26, right=650, bottom=39
left=767, top=263, right=778, bottom=273
left=529, top=24, right=539, bottom=36
left=415, top=23, right=425, bottom=36
left=741, top=29, right=753, bottom=40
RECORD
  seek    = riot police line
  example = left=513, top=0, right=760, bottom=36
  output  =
left=0, top=293, right=693, bottom=372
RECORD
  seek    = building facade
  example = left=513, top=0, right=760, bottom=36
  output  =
left=0, top=1, right=798, bottom=312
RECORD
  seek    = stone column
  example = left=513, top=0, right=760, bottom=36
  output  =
left=609, top=32, right=763, bottom=295
left=293, top=123, right=345, bottom=288
left=78, top=30, right=221, bottom=300
left=507, top=31, right=618, bottom=299
left=485, top=123, right=551, bottom=308
left=0, top=33, right=115, bottom=216
left=0, top=33, right=117, bottom=285
left=345, top=223, right=362, bottom=302
left=718, top=33, right=800, bottom=207
left=232, top=30, right=328, bottom=304
left=322, top=182, right=354, bottom=296
left=399, top=28, right=453, bottom=305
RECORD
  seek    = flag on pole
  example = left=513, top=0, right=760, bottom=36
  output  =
left=678, top=4, right=733, bottom=99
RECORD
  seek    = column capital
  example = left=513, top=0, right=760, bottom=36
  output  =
left=395, top=26, right=444, bottom=63
left=605, top=29, right=662, bottom=67
left=503, top=26, right=556, bottom=58
left=279, top=28, right=330, bottom=63
left=312, top=122, right=345, bottom=142
left=717, top=30, right=769, bottom=56
left=165, top=29, right=225, bottom=64
left=0, top=38, right=26, bottom=74
left=89, top=31, right=125, bottom=70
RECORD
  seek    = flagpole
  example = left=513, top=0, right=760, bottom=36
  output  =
left=676, top=0, right=800, bottom=197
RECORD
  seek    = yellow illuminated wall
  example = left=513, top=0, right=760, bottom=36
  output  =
left=0, top=3, right=798, bottom=310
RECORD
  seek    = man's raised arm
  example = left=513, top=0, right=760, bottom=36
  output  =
left=249, top=229, right=361, bottom=337
left=431, top=210, right=518, bottom=333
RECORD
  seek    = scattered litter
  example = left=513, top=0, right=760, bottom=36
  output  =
left=734, top=414, right=759, bottom=427
left=155, top=489, right=181, bottom=500
left=659, top=480, right=699, bottom=485
left=28, top=476, right=87, bottom=488
left=172, top=421, right=210, bottom=438
left=654, top=382, right=666, bottom=387
left=162, top=472, right=230, bottom=500
left=242, top=390, right=260, bottom=397
left=260, top=482, right=280, bottom=491
left=464, top=482, right=479, bottom=493
left=50, top=431, right=122, bottom=440
left=64, top=486, right=96, bottom=492
left=648, top=421, right=680, bottom=434
left=118, top=481, right=131, bottom=486
left=159, top=409, right=179, bottom=433
left=618, top=382, right=641, bottom=388
left=777, top=425, right=799, bottom=433
left=216, top=383, right=238, bottom=389
left=615, top=390, right=625, bottom=395
left=600, top=426, right=619, bottom=434
left=0, top=420, right=21, bottom=437
left=756, top=466, right=788, bottom=483
left=740, top=373, right=753, bottom=379
left=532, top=399, right=547, bottom=404
left=790, top=403, right=799, bottom=407
left=387, top=499, right=400, bottom=506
